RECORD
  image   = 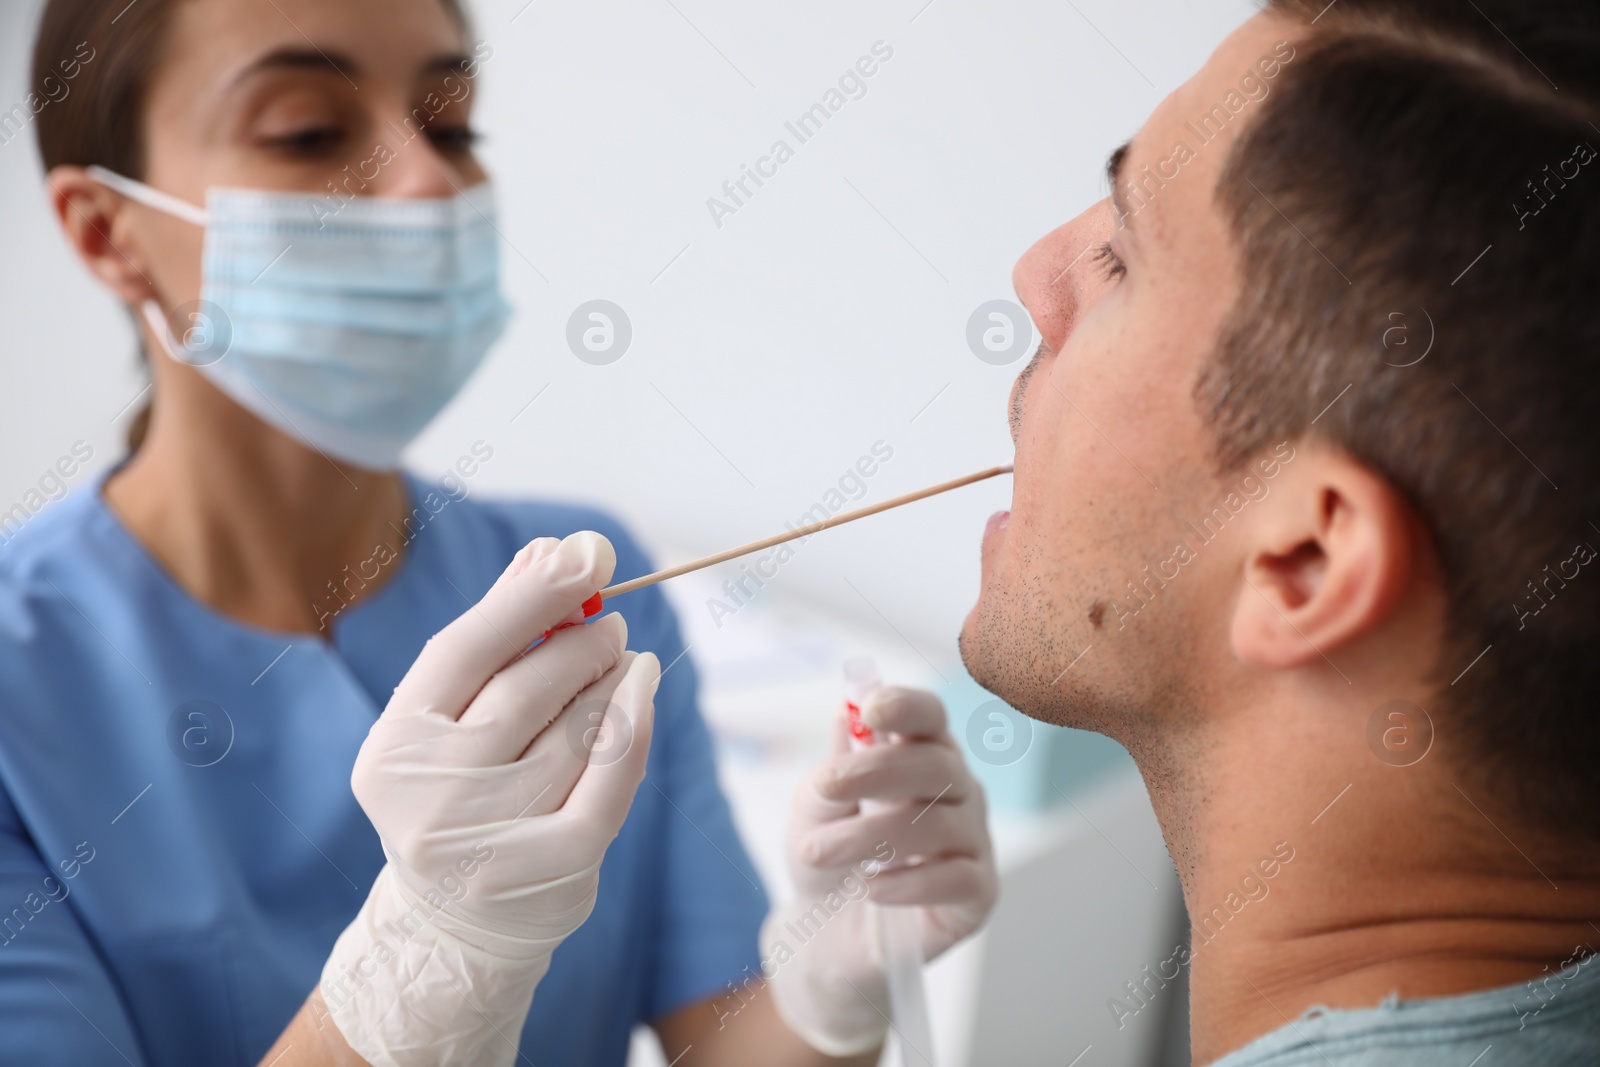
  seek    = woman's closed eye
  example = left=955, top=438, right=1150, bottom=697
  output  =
left=263, top=124, right=348, bottom=158
left=427, top=124, right=482, bottom=155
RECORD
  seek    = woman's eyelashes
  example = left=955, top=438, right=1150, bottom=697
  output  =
left=265, top=124, right=347, bottom=158
left=262, top=123, right=480, bottom=162
left=427, top=125, right=482, bottom=155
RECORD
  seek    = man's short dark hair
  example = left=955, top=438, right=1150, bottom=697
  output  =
left=1198, top=1, right=1600, bottom=837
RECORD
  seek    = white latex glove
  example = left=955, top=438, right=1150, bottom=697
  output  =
left=321, top=532, right=661, bottom=1067
left=763, top=687, right=999, bottom=1056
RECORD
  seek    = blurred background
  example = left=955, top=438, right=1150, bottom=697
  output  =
left=0, top=0, right=1256, bottom=1063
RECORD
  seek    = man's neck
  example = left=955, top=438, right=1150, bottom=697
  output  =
left=1137, top=696, right=1600, bottom=1066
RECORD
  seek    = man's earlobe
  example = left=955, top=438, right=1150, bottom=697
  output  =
left=1231, top=451, right=1415, bottom=670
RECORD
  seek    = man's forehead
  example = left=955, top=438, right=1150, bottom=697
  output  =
left=1108, top=13, right=1303, bottom=245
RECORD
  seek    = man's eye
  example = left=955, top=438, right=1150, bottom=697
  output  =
left=1092, top=242, right=1127, bottom=281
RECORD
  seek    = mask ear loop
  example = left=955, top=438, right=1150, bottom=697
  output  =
left=85, top=165, right=208, bottom=226
left=84, top=167, right=224, bottom=368
left=139, top=299, right=194, bottom=366
left=138, top=298, right=232, bottom=368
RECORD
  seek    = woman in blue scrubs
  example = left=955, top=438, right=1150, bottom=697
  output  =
left=0, top=0, right=773, bottom=1062
left=3, top=0, right=999, bottom=1063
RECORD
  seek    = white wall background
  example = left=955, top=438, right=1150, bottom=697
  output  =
left=1, top=3, right=1262, bottom=1063
left=0, top=0, right=1255, bottom=665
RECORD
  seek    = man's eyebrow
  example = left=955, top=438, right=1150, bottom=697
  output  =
left=1106, top=141, right=1133, bottom=225
left=228, top=47, right=363, bottom=89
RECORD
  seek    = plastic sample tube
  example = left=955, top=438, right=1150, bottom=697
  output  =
left=843, top=657, right=938, bottom=1067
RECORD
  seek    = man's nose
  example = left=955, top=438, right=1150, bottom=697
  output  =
left=1010, top=198, right=1119, bottom=352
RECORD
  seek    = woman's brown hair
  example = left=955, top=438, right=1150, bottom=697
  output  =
left=30, top=0, right=471, bottom=451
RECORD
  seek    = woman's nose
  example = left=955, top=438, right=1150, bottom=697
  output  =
left=368, top=124, right=472, bottom=200
left=1010, top=198, right=1119, bottom=351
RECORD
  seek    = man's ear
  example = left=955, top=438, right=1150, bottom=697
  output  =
left=1231, top=445, right=1418, bottom=668
left=46, top=165, right=158, bottom=306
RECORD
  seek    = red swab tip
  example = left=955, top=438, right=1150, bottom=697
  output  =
left=582, top=593, right=604, bottom=618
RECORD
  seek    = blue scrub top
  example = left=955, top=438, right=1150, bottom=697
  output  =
left=0, top=473, right=768, bottom=1066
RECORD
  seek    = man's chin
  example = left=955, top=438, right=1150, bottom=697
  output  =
left=957, top=602, right=1016, bottom=707
left=959, top=592, right=1095, bottom=732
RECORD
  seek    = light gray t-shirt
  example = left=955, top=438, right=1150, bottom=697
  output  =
left=1209, top=950, right=1600, bottom=1066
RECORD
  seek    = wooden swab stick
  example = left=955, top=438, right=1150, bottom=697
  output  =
left=598, top=463, right=1014, bottom=599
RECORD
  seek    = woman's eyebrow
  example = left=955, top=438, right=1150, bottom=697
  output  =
left=227, top=46, right=363, bottom=90
left=420, top=53, right=474, bottom=76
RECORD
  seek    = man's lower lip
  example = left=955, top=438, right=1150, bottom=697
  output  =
left=986, top=510, right=1010, bottom=537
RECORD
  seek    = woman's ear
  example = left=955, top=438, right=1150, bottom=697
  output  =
left=47, top=165, right=159, bottom=306
left=1231, top=446, right=1418, bottom=669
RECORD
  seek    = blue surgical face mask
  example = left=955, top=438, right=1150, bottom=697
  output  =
left=88, top=166, right=511, bottom=470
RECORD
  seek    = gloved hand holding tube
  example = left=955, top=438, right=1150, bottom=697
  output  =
left=762, top=684, right=999, bottom=1060
left=319, top=531, right=661, bottom=1067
